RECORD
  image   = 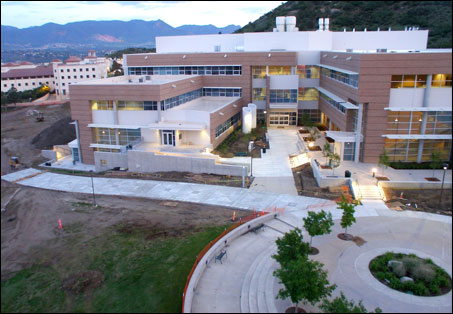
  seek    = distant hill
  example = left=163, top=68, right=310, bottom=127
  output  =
left=105, top=48, right=156, bottom=59
left=235, top=1, right=452, bottom=48
left=1, top=19, right=240, bottom=50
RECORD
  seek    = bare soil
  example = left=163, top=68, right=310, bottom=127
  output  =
left=383, top=187, right=452, bottom=216
left=292, top=164, right=345, bottom=200
left=1, top=103, right=73, bottom=175
left=1, top=180, right=249, bottom=281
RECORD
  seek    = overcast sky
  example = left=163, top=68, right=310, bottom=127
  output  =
left=1, top=1, right=285, bottom=28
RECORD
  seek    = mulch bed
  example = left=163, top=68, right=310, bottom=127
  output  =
left=285, top=307, right=307, bottom=313
left=376, top=176, right=389, bottom=181
left=320, top=165, right=331, bottom=169
left=308, top=247, right=320, bottom=255
left=325, top=136, right=335, bottom=143
left=337, top=233, right=354, bottom=241
left=425, top=177, right=440, bottom=182
left=298, top=129, right=310, bottom=134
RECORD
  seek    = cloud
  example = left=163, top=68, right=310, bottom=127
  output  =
left=1, top=1, right=285, bottom=28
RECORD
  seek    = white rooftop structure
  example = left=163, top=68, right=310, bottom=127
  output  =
left=170, top=96, right=240, bottom=113
left=74, top=75, right=197, bottom=86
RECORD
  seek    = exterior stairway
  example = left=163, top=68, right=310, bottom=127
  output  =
left=359, top=184, right=382, bottom=200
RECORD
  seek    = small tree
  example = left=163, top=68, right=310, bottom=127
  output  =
left=272, top=228, right=309, bottom=266
left=430, top=151, right=442, bottom=178
left=6, top=87, right=19, bottom=107
left=329, top=152, right=341, bottom=176
left=308, top=126, right=321, bottom=142
left=301, top=113, right=314, bottom=127
left=303, top=210, right=334, bottom=251
left=274, top=257, right=336, bottom=312
left=378, top=149, right=390, bottom=176
left=320, top=292, right=382, bottom=313
left=337, top=195, right=357, bottom=238
left=322, top=142, right=332, bottom=166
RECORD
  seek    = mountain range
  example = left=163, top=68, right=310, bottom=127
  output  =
left=1, top=19, right=240, bottom=50
left=235, top=1, right=452, bottom=48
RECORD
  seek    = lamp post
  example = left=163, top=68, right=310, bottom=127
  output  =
left=372, top=167, right=377, bottom=178
left=439, top=163, right=448, bottom=207
left=249, top=140, right=255, bottom=177
left=90, top=170, right=97, bottom=207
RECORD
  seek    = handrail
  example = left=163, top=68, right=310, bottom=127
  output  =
left=181, top=211, right=269, bottom=313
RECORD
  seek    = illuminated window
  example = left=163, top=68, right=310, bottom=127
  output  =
left=252, top=88, right=266, bottom=101
left=252, top=66, right=266, bottom=78
left=268, top=66, right=292, bottom=75
left=296, top=65, right=320, bottom=79
left=432, top=74, right=452, bottom=88
left=298, top=88, right=319, bottom=101
left=91, top=100, right=113, bottom=110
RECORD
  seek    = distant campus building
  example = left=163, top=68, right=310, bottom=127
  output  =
left=69, top=17, right=452, bottom=170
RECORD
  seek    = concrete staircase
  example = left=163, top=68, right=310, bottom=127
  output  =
left=359, top=184, right=382, bottom=200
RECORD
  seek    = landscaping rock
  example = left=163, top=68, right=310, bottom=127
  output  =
left=401, top=276, right=414, bottom=283
left=387, top=260, right=403, bottom=268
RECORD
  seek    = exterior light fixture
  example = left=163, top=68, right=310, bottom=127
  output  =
left=233, top=104, right=237, bottom=107
left=346, top=57, right=352, bottom=60
left=172, top=84, right=176, bottom=88
left=219, top=112, right=224, bottom=116
left=268, top=53, right=271, bottom=58
left=263, top=110, right=267, bottom=114
left=224, top=54, right=227, bottom=58
left=419, top=118, right=422, bottom=122
left=144, top=56, right=148, bottom=59
left=395, top=118, right=398, bottom=122
left=190, top=80, right=195, bottom=83
left=372, top=167, right=377, bottom=177
left=182, top=55, right=186, bottom=59
left=332, top=55, right=338, bottom=59
left=309, top=142, right=314, bottom=148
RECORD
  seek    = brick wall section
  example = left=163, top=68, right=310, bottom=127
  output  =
left=210, top=98, right=243, bottom=148
left=70, top=76, right=204, bottom=164
left=319, top=51, right=452, bottom=163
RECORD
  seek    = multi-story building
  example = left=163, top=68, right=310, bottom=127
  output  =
left=69, top=17, right=451, bottom=170
left=1, top=62, right=54, bottom=93
left=53, top=51, right=110, bottom=100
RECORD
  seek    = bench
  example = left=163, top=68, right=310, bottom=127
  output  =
left=234, top=152, right=248, bottom=157
left=215, top=250, right=227, bottom=264
left=250, top=224, right=265, bottom=234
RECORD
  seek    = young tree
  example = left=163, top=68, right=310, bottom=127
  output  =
left=274, top=257, right=336, bottom=312
left=301, top=113, right=314, bottom=127
left=429, top=151, right=442, bottom=178
left=308, top=126, right=321, bottom=142
left=322, top=142, right=332, bottom=166
left=337, top=195, right=357, bottom=239
left=378, top=149, right=390, bottom=176
left=6, top=87, right=19, bottom=107
left=320, top=292, right=382, bottom=313
left=329, top=152, right=341, bottom=176
left=272, top=228, right=309, bottom=266
left=303, top=210, right=334, bottom=251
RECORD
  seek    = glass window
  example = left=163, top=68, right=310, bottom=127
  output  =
left=252, top=88, right=266, bottom=101
left=215, top=112, right=241, bottom=138
left=91, top=100, right=113, bottom=110
left=298, top=88, right=319, bottom=101
left=252, top=66, right=266, bottom=78
left=296, top=65, right=320, bottom=79
left=432, top=74, right=452, bottom=88
left=117, top=100, right=144, bottom=110
left=144, top=101, right=158, bottom=110
left=268, top=66, right=291, bottom=75
left=322, top=67, right=358, bottom=88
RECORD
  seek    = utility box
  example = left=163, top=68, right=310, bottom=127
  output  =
left=345, top=170, right=351, bottom=178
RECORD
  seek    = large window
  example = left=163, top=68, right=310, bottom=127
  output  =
left=252, top=66, right=266, bottom=78
left=268, top=66, right=292, bottom=76
left=215, top=112, right=241, bottom=137
left=270, top=89, right=297, bottom=103
left=202, top=88, right=241, bottom=97
left=162, top=88, right=202, bottom=110
left=321, top=67, right=358, bottom=88
left=422, top=139, right=452, bottom=161
left=431, top=74, right=452, bottom=88
left=296, top=65, right=320, bottom=79
left=426, top=111, right=452, bottom=134
left=384, top=139, right=420, bottom=162
left=94, top=128, right=141, bottom=146
left=298, top=88, right=319, bottom=101
left=117, top=101, right=143, bottom=111
left=391, top=75, right=427, bottom=88
left=128, top=65, right=242, bottom=76
left=343, top=142, right=356, bottom=161
left=319, top=92, right=347, bottom=114
left=386, top=111, right=423, bottom=134
left=252, top=88, right=266, bottom=101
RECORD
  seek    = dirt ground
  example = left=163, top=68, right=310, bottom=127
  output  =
left=1, top=103, right=73, bottom=175
left=1, top=180, right=249, bottom=281
left=292, top=163, right=345, bottom=200
left=383, top=187, right=452, bottom=216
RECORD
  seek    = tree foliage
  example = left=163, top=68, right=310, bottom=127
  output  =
left=429, top=151, right=442, bottom=177
left=274, top=257, right=336, bottom=307
left=272, top=228, right=309, bottom=266
left=322, top=142, right=332, bottom=166
left=329, top=152, right=341, bottom=175
left=378, top=150, right=390, bottom=176
left=337, top=195, right=357, bottom=235
left=303, top=210, right=334, bottom=247
left=320, top=292, right=382, bottom=313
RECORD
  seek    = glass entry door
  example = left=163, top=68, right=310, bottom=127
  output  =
left=162, top=130, right=175, bottom=146
left=269, top=114, right=290, bottom=126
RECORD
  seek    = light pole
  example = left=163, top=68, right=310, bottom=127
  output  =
left=249, top=140, right=254, bottom=177
left=90, top=170, right=97, bottom=207
left=439, top=163, right=448, bottom=207
left=372, top=167, right=377, bottom=178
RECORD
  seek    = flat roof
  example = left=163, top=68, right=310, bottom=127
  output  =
left=326, top=49, right=452, bottom=54
left=73, top=75, right=197, bottom=86
left=317, top=64, right=359, bottom=75
left=385, top=107, right=452, bottom=112
left=170, top=96, right=240, bottom=113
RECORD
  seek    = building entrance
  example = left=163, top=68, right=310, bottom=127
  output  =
left=269, top=114, right=290, bottom=126
left=162, top=130, right=175, bottom=146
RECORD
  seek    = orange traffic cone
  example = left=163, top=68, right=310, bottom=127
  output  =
left=400, top=192, right=404, bottom=199
left=231, top=211, right=236, bottom=222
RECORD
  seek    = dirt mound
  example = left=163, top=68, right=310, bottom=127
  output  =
left=31, top=116, right=75, bottom=149
left=62, top=270, right=104, bottom=294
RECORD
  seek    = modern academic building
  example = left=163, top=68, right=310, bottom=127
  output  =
left=69, top=17, right=452, bottom=169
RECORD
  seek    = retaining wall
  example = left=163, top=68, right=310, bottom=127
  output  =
left=183, top=213, right=276, bottom=313
left=311, top=158, right=349, bottom=188
left=94, top=151, right=128, bottom=171
left=41, top=150, right=56, bottom=160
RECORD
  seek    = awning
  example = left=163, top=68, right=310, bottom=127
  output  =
left=316, top=87, right=358, bottom=109
left=382, top=134, right=452, bottom=140
left=89, top=143, right=125, bottom=149
left=384, top=107, right=452, bottom=112
left=317, top=64, right=359, bottom=75
left=326, top=131, right=362, bottom=142
left=68, top=139, right=78, bottom=148
left=146, top=121, right=206, bottom=131
left=88, top=124, right=142, bottom=129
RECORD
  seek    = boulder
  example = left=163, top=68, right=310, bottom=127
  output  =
left=387, top=260, right=403, bottom=269
left=401, top=276, right=414, bottom=283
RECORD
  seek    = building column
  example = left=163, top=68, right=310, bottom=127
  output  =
left=417, top=75, right=432, bottom=163
left=354, top=103, right=363, bottom=163
left=74, top=120, right=83, bottom=163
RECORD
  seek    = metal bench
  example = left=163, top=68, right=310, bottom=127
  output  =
left=250, top=224, right=265, bottom=234
left=215, top=250, right=227, bottom=264
left=234, top=152, right=248, bottom=157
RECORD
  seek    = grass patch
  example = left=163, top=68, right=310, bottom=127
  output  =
left=1, top=224, right=229, bottom=313
left=369, top=252, right=452, bottom=296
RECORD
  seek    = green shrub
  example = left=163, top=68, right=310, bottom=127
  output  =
left=413, top=282, right=429, bottom=296
left=402, top=256, right=420, bottom=273
left=376, top=272, right=387, bottom=281
left=389, top=277, right=403, bottom=290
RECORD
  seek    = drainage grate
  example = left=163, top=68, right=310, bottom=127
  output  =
left=287, top=202, right=297, bottom=207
